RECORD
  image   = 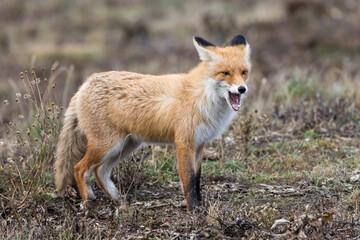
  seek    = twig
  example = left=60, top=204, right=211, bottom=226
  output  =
left=32, top=208, right=40, bottom=225
left=144, top=203, right=171, bottom=209
left=333, top=220, right=360, bottom=226
left=12, top=208, right=22, bottom=229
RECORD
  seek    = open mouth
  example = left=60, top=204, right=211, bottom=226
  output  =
left=229, top=92, right=241, bottom=111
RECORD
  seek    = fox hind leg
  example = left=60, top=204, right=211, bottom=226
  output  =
left=94, top=136, right=142, bottom=201
left=74, top=145, right=103, bottom=201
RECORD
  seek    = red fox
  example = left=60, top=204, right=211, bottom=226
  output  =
left=54, top=34, right=251, bottom=211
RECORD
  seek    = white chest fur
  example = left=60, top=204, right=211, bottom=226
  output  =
left=195, top=101, right=236, bottom=147
left=194, top=78, right=238, bottom=147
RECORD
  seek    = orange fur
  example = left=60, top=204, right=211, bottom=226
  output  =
left=54, top=35, right=252, bottom=211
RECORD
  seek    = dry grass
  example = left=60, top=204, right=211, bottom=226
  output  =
left=0, top=67, right=72, bottom=208
left=1, top=0, right=360, bottom=239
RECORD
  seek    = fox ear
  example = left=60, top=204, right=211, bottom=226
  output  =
left=230, top=34, right=247, bottom=46
left=231, top=34, right=251, bottom=61
left=193, top=36, right=216, bottom=61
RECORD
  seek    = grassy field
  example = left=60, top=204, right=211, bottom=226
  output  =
left=1, top=0, right=360, bottom=239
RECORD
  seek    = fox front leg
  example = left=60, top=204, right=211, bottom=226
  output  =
left=175, top=140, right=200, bottom=211
left=195, top=146, right=204, bottom=202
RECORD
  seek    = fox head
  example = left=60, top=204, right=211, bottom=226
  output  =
left=193, top=34, right=251, bottom=111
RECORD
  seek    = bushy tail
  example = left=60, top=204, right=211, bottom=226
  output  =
left=54, top=102, right=87, bottom=196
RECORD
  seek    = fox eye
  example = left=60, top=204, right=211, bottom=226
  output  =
left=242, top=70, right=248, bottom=75
left=222, top=71, right=230, bottom=76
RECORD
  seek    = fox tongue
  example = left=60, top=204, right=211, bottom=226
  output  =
left=229, top=92, right=240, bottom=111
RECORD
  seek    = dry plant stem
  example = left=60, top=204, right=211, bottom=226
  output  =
left=219, top=137, right=225, bottom=163
left=21, top=139, right=54, bottom=207
left=14, top=164, right=25, bottom=194
left=123, top=150, right=147, bottom=200
left=10, top=179, right=18, bottom=202
left=17, top=157, right=44, bottom=207
left=32, top=208, right=40, bottom=225
left=20, top=73, right=30, bottom=94
left=240, top=152, right=255, bottom=172
left=33, top=71, right=45, bottom=113
left=151, top=146, right=155, bottom=164
left=44, top=66, right=68, bottom=102
left=265, top=138, right=285, bottom=163
left=0, top=193, right=11, bottom=201
left=24, top=134, right=35, bottom=157
left=24, top=71, right=39, bottom=113
left=62, top=65, right=74, bottom=108
left=7, top=78, right=26, bottom=115
left=12, top=208, right=22, bottom=229
left=13, top=69, right=62, bottom=208
left=152, top=152, right=173, bottom=184
left=23, top=132, right=45, bottom=181
left=159, top=154, right=172, bottom=171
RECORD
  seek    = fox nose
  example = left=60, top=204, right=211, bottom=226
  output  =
left=238, top=86, right=247, bottom=94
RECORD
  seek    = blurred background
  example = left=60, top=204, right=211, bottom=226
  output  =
left=0, top=0, right=359, bottom=128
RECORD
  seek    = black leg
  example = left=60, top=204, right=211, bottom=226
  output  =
left=195, top=167, right=202, bottom=202
left=184, top=171, right=200, bottom=211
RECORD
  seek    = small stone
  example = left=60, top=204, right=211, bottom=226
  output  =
left=350, top=174, right=360, bottom=182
